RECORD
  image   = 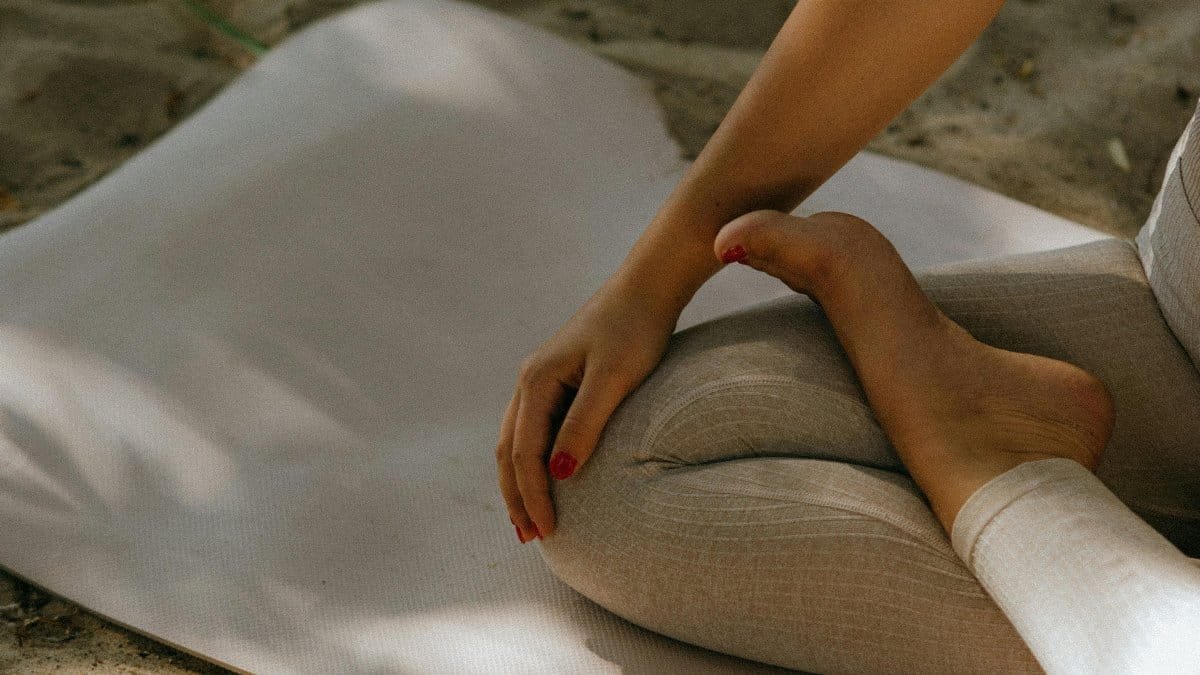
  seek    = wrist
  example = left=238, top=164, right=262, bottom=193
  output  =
left=608, top=259, right=709, bottom=319
left=611, top=223, right=725, bottom=317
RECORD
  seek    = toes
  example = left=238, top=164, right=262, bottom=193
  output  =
left=713, top=209, right=792, bottom=266
left=714, top=209, right=824, bottom=291
left=715, top=209, right=886, bottom=296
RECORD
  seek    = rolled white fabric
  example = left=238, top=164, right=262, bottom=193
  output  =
left=951, top=457, right=1200, bottom=674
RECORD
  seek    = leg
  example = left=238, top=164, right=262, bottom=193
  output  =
left=538, top=291, right=1041, bottom=673
left=716, top=209, right=1200, bottom=669
left=716, top=209, right=1200, bottom=553
left=713, top=210, right=1115, bottom=531
left=906, top=227, right=1200, bottom=556
left=539, top=222, right=1200, bottom=672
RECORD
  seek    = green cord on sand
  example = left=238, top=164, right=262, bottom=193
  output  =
left=179, top=0, right=269, bottom=56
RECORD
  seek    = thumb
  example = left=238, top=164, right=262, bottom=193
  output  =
left=547, top=366, right=628, bottom=480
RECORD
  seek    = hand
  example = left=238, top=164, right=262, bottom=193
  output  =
left=496, top=274, right=680, bottom=542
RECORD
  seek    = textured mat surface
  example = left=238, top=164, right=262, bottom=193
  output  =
left=0, top=0, right=1106, bottom=671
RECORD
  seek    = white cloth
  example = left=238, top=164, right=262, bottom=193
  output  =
left=951, top=458, right=1200, bottom=674
left=1136, top=101, right=1196, bottom=278
left=1136, top=100, right=1200, bottom=370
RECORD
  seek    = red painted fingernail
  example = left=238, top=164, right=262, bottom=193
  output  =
left=720, top=244, right=747, bottom=264
left=548, top=451, right=577, bottom=480
left=515, top=524, right=527, bottom=543
left=530, top=524, right=543, bottom=540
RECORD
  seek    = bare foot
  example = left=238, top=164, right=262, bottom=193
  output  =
left=714, top=210, right=1116, bottom=533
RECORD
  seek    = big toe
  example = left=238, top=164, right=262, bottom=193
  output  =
left=714, top=209, right=822, bottom=292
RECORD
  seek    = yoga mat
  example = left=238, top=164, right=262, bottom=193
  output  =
left=0, top=0, right=1107, bottom=671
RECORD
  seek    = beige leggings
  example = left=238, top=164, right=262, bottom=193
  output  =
left=537, top=238, right=1200, bottom=674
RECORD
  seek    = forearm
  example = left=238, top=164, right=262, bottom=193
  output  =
left=952, top=458, right=1200, bottom=673
left=616, top=0, right=1006, bottom=314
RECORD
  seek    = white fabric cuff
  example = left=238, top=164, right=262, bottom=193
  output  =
left=950, top=457, right=1093, bottom=569
left=946, top=457, right=1200, bottom=673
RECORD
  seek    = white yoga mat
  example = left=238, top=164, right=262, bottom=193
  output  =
left=0, top=1, right=1107, bottom=672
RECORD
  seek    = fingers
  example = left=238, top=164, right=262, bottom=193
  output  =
left=496, top=390, right=539, bottom=543
left=510, top=375, right=563, bottom=539
left=547, top=367, right=627, bottom=483
left=498, top=355, right=633, bottom=543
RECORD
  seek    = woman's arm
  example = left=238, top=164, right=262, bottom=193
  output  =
left=500, top=0, right=1008, bottom=541
left=613, top=0, right=1007, bottom=315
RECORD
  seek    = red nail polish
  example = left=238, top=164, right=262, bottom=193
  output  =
left=548, top=451, right=577, bottom=480
left=530, top=524, right=543, bottom=541
left=720, top=244, right=747, bottom=264
left=515, top=524, right=527, bottom=543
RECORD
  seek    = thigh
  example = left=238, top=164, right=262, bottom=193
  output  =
left=542, top=456, right=1039, bottom=673
left=540, top=294, right=1040, bottom=673
left=610, top=290, right=904, bottom=474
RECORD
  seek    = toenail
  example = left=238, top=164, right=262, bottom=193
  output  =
left=720, top=244, right=747, bottom=264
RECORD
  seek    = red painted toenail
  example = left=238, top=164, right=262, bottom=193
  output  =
left=549, top=451, right=577, bottom=480
left=720, top=244, right=747, bottom=264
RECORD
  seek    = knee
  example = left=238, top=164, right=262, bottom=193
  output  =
left=537, top=299, right=897, bottom=591
left=536, top=390, right=644, bottom=601
left=538, top=371, right=895, bottom=575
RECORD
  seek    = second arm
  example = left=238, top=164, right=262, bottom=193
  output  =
left=615, top=0, right=1008, bottom=314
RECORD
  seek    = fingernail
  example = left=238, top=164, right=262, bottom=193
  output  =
left=720, top=244, right=747, bottom=264
left=530, top=523, right=543, bottom=541
left=515, top=524, right=528, bottom=543
left=548, top=451, right=577, bottom=480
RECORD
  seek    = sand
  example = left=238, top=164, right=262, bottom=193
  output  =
left=0, top=0, right=1196, bottom=670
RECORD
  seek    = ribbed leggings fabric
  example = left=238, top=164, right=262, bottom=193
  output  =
left=538, top=237, right=1200, bottom=674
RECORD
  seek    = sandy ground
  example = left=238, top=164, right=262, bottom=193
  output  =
left=0, top=0, right=1196, bottom=671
